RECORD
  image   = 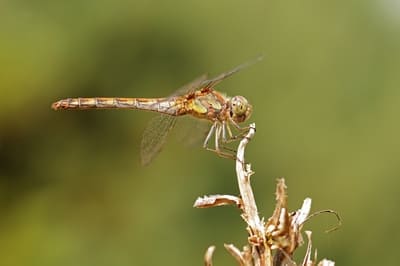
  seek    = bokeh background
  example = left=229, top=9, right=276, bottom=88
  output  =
left=1, top=0, right=399, bottom=265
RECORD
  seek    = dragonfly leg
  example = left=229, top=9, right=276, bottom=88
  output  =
left=203, top=122, right=217, bottom=148
left=222, top=121, right=227, bottom=142
left=205, top=146, right=246, bottom=164
left=215, top=123, right=236, bottom=152
left=225, top=121, right=234, bottom=140
left=216, top=124, right=239, bottom=158
left=203, top=122, right=245, bottom=163
left=224, top=118, right=254, bottom=143
left=221, top=121, right=236, bottom=143
left=229, top=118, right=253, bottom=132
left=203, top=122, right=235, bottom=159
left=217, top=120, right=251, bottom=145
left=219, top=145, right=237, bottom=153
left=215, top=123, right=222, bottom=151
left=205, top=147, right=237, bottom=160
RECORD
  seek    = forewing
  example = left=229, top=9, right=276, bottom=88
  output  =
left=140, top=74, right=208, bottom=165
left=140, top=114, right=177, bottom=166
left=170, top=74, right=208, bottom=97
left=200, top=55, right=263, bottom=88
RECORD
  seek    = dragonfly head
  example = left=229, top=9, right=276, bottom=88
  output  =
left=229, top=96, right=252, bottom=123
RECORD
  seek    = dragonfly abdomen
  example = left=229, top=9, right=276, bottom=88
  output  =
left=51, top=97, right=184, bottom=116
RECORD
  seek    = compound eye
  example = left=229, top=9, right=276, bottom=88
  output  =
left=230, top=96, right=252, bottom=123
left=231, top=96, right=248, bottom=116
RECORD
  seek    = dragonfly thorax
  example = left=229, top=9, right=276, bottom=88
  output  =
left=229, top=95, right=252, bottom=123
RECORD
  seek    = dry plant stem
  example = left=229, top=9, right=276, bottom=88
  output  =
left=204, top=246, right=216, bottom=266
left=198, top=122, right=336, bottom=265
left=235, top=123, right=269, bottom=265
left=236, top=123, right=259, bottom=228
left=224, top=244, right=247, bottom=266
left=194, top=194, right=242, bottom=208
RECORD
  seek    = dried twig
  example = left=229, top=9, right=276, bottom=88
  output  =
left=204, top=246, right=216, bottom=266
left=196, top=123, right=337, bottom=265
left=234, top=124, right=270, bottom=265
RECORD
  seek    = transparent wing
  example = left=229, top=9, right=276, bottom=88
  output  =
left=139, top=75, right=208, bottom=165
left=200, top=55, right=263, bottom=88
left=169, top=55, right=262, bottom=98
left=139, top=56, right=262, bottom=165
left=140, top=114, right=177, bottom=166
left=169, top=74, right=208, bottom=97
left=174, top=116, right=213, bottom=148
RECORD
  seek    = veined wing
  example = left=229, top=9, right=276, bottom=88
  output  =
left=139, top=75, right=208, bottom=165
left=170, top=55, right=263, bottom=97
left=140, top=114, right=177, bottom=166
left=200, top=55, right=263, bottom=89
left=169, top=74, right=208, bottom=97
left=139, top=56, right=262, bottom=165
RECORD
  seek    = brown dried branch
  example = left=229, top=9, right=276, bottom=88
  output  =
left=197, top=123, right=337, bottom=265
left=233, top=124, right=271, bottom=265
left=224, top=244, right=247, bottom=266
left=204, top=246, right=216, bottom=266
left=194, top=194, right=242, bottom=209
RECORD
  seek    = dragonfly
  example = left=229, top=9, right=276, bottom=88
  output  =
left=52, top=57, right=261, bottom=165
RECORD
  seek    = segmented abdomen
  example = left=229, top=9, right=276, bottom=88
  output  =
left=51, top=97, right=184, bottom=116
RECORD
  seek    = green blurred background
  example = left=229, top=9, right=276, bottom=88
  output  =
left=1, top=0, right=399, bottom=265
